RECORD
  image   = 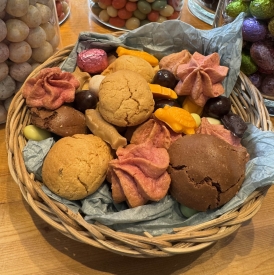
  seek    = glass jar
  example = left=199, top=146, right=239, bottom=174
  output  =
left=89, top=0, right=184, bottom=31
left=0, top=0, right=62, bottom=124
left=212, top=0, right=234, bottom=27
left=188, top=0, right=219, bottom=25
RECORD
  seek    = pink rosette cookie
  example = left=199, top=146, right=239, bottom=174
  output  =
left=175, top=52, right=229, bottom=107
left=22, top=67, right=80, bottom=110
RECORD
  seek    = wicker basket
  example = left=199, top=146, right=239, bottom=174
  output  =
left=5, top=44, right=274, bottom=258
left=262, top=93, right=274, bottom=102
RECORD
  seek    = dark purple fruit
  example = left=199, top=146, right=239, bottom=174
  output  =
left=154, top=99, right=180, bottom=111
left=258, top=66, right=274, bottom=75
left=152, top=69, right=178, bottom=89
left=221, top=112, right=247, bottom=138
left=242, top=17, right=267, bottom=42
left=74, top=90, right=98, bottom=113
left=248, top=72, right=263, bottom=88
left=261, top=75, right=274, bottom=97
left=250, top=41, right=274, bottom=74
left=202, top=96, right=231, bottom=119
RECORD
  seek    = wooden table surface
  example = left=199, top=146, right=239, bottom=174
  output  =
left=1, top=0, right=274, bottom=274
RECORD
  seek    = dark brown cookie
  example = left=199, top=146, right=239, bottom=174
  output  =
left=168, top=134, right=248, bottom=211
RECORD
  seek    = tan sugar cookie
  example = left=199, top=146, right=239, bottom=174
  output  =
left=98, top=69, right=154, bottom=127
left=101, top=55, right=155, bottom=83
left=42, top=134, right=113, bottom=200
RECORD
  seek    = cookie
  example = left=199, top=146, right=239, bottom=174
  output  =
left=42, top=134, right=113, bottom=200
left=101, top=55, right=155, bottom=83
left=168, top=134, right=248, bottom=211
left=30, top=105, right=88, bottom=137
left=98, top=69, right=154, bottom=127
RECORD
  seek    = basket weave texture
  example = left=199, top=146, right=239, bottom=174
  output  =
left=5, top=44, right=274, bottom=258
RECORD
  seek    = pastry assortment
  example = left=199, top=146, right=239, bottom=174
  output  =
left=0, top=0, right=61, bottom=124
left=21, top=45, right=249, bottom=216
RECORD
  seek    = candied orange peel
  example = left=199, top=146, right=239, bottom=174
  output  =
left=154, top=105, right=197, bottom=134
left=149, top=83, right=178, bottom=99
left=116, top=46, right=159, bottom=66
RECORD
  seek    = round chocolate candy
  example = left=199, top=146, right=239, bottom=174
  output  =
left=180, top=204, right=198, bottom=218
left=125, top=17, right=140, bottom=30
left=154, top=98, right=180, bottom=111
left=152, top=69, right=178, bottom=89
left=77, top=48, right=108, bottom=74
left=202, top=95, right=231, bottom=119
left=137, top=1, right=152, bottom=14
left=74, top=90, right=99, bottom=113
left=23, top=125, right=52, bottom=141
left=221, top=112, right=247, bottom=138
left=152, top=0, right=167, bottom=11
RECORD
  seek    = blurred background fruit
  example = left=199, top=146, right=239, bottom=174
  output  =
left=90, top=0, right=183, bottom=30
left=55, top=0, right=70, bottom=24
left=225, top=0, right=274, bottom=98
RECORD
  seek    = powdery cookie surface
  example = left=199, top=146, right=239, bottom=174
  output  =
left=42, top=134, right=113, bottom=200
left=101, top=55, right=155, bottom=83
left=168, top=134, right=248, bottom=212
left=98, top=70, right=154, bottom=127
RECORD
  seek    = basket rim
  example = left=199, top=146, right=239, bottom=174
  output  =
left=5, top=44, right=274, bottom=258
left=262, top=94, right=274, bottom=101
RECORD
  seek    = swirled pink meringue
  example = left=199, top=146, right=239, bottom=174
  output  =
left=174, top=52, right=229, bottom=107
left=196, top=117, right=241, bottom=147
left=107, top=142, right=171, bottom=208
left=22, top=67, right=80, bottom=110
left=130, top=117, right=181, bottom=149
left=159, top=49, right=192, bottom=75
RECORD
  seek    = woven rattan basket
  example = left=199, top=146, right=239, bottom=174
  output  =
left=262, top=93, right=274, bottom=102
left=5, top=44, right=274, bottom=258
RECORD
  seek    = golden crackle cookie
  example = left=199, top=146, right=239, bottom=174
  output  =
left=101, top=55, right=155, bottom=83
left=98, top=69, right=155, bottom=127
left=42, top=134, right=113, bottom=200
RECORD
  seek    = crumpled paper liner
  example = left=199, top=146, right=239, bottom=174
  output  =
left=23, top=14, right=274, bottom=236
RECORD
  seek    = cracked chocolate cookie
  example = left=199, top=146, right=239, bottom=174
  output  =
left=42, top=134, right=113, bottom=200
left=98, top=69, right=154, bottom=127
left=168, top=134, right=248, bottom=212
